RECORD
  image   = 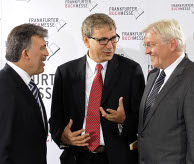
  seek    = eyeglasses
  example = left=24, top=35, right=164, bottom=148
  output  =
left=87, top=34, right=120, bottom=45
left=143, top=43, right=159, bottom=49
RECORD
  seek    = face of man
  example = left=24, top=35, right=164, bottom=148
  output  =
left=28, top=35, right=49, bottom=76
left=144, top=31, right=171, bottom=69
left=84, top=26, right=117, bottom=63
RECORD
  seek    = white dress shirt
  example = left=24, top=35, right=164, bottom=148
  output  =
left=7, top=61, right=31, bottom=86
left=153, top=53, right=185, bottom=94
left=82, top=55, right=108, bottom=146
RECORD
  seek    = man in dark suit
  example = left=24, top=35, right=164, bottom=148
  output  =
left=49, top=13, right=145, bottom=164
left=0, top=24, right=49, bottom=164
left=138, top=19, right=194, bottom=164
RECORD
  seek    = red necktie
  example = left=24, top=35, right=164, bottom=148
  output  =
left=85, top=64, right=103, bottom=152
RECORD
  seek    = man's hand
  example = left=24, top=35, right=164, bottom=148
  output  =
left=100, top=97, right=126, bottom=124
left=61, top=119, right=90, bottom=146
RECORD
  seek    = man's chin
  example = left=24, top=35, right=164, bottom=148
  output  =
left=104, top=56, right=113, bottom=62
left=35, top=68, right=44, bottom=75
left=105, top=54, right=114, bottom=59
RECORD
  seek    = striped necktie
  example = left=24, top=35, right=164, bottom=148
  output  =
left=28, top=79, right=46, bottom=128
left=28, top=79, right=42, bottom=109
left=143, top=70, right=166, bottom=123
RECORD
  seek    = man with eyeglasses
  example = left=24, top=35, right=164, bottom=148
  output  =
left=138, top=19, right=194, bottom=164
left=49, top=13, right=145, bottom=164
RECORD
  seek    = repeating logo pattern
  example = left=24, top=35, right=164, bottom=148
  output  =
left=32, top=73, right=55, bottom=100
left=46, top=42, right=61, bottom=61
left=171, top=3, right=194, bottom=14
left=109, top=7, right=144, bottom=19
left=122, top=32, right=144, bottom=40
left=29, top=18, right=66, bottom=32
left=65, top=0, right=98, bottom=11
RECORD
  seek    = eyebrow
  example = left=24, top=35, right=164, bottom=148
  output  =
left=99, top=35, right=117, bottom=39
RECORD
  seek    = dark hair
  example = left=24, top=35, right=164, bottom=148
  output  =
left=6, top=23, right=48, bottom=62
left=81, top=13, right=116, bottom=37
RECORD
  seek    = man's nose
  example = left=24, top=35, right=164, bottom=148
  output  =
left=105, top=40, right=113, bottom=48
left=145, top=46, right=151, bottom=55
left=45, top=48, right=49, bottom=56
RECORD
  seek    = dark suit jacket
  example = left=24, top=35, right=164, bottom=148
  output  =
left=0, top=64, right=48, bottom=164
left=49, top=54, right=145, bottom=164
left=138, top=56, right=194, bottom=164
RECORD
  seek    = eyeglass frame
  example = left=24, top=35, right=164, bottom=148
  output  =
left=87, top=34, right=120, bottom=45
left=144, top=39, right=172, bottom=49
left=143, top=43, right=160, bottom=49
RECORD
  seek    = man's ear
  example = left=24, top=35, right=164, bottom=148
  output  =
left=169, top=38, right=177, bottom=52
left=21, top=49, right=30, bottom=60
left=83, top=35, right=90, bottom=48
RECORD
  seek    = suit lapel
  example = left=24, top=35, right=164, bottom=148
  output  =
left=73, top=55, right=120, bottom=121
left=4, top=64, right=47, bottom=132
left=142, top=57, right=190, bottom=130
left=139, top=69, right=159, bottom=129
left=74, top=56, right=86, bottom=119
left=38, top=92, right=48, bottom=134
left=101, top=54, right=120, bottom=106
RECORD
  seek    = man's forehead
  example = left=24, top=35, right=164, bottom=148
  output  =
left=92, top=26, right=116, bottom=36
left=144, top=31, right=160, bottom=42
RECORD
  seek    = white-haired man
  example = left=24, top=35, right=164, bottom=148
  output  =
left=138, top=19, right=194, bottom=164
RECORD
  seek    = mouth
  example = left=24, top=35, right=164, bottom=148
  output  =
left=42, top=57, right=47, bottom=66
left=103, top=51, right=113, bottom=55
left=42, top=62, right=45, bottom=67
left=42, top=60, right=46, bottom=67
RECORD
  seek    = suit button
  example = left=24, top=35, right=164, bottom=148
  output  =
left=141, top=133, right=144, bottom=138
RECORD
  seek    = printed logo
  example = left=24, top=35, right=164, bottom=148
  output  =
left=29, top=18, right=67, bottom=32
left=109, top=7, right=144, bottom=19
left=122, top=32, right=144, bottom=41
left=31, top=41, right=61, bottom=99
left=171, top=4, right=194, bottom=14
left=32, top=73, right=55, bottom=100
left=65, top=0, right=98, bottom=11
left=46, top=41, right=61, bottom=61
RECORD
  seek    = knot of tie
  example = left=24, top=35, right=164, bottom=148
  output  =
left=160, top=70, right=166, bottom=78
left=28, top=79, right=37, bottom=92
left=96, top=64, right=103, bottom=72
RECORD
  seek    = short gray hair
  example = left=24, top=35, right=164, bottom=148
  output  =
left=6, top=23, right=48, bottom=62
left=143, top=19, right=185, bottom=52
left=81, top=13, right=116, bottom=37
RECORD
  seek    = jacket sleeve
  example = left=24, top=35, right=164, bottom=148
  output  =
left=122, top=64, right=145, bottom=138
left=0, top=89, right=16, bottom=164
left=184, top=79, right=194, bottom=163
left=49, top=67, right=70, bottom=147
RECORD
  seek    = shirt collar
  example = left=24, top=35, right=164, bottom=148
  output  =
left=160, top=53, right=185, bottom=75
left=86, top=54, right=108, bottom=74
left=7, top=61, right=31, bottom=86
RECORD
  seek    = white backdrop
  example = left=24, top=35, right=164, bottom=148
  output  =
left=0, top=0, right=194, bottom=163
